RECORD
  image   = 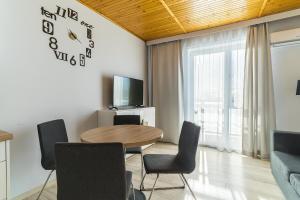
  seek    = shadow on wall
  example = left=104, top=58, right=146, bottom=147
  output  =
left=75, top=111, right=98, bottom=140
left=101, top=75, right=113, bottom=107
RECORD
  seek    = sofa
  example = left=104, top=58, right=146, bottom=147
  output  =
left=271, top=130, right=300, bottom=200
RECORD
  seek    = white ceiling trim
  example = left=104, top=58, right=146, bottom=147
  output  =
left=146, top=8, right=300, bottom=46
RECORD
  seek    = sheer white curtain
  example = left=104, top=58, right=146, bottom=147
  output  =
left=181, top=28, right=247, bottom=152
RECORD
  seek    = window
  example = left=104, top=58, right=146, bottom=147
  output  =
left=182, top=29, right=246, bottom=152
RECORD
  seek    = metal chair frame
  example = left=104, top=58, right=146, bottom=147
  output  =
left=140, top=173, right=196, bottom=200
left=36, top=170, right=54, bottom=200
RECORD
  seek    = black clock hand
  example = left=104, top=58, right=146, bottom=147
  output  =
left=72, top=32, right=81, bottom=44
left=75, top=36, right=82, bottom=44
left=67, top=28, right=81, bottom=44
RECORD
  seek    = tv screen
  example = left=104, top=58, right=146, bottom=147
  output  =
left=113, top=76, right=143, bottom=107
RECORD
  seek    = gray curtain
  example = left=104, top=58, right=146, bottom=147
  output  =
left=242, top=23, right=276, bottom=159
left=148, top=41, right=183, bottom=144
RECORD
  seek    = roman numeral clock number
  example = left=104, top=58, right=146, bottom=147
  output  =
left=56, top=6, right=66, bottom=18
left=54, top=51, right=68, bottom=61
left=41, top=5, right=94, bottom=67
left=54, top=51, right=79, bottom=67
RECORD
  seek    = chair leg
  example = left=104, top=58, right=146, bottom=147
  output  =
left=140, top=173, right=147, bottom=191
left=148, top=174, right=159, bottom=200
left=36, top=170, right=54, bottom=200
left=140, top=152, right=144, bottom=185
left=181, top=174, right=197, bottom=200
left=179, top=174, right=186, bottom=187
left=141, top=174, right=185, bottom=191
left=131, top=183, right=136, bottom=200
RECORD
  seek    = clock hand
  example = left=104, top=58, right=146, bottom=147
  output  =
left=71, top=32, right=81, bottom=44
left=75, top=36, right=82, bottom=44
left=67, top=28, right=81, bottom=44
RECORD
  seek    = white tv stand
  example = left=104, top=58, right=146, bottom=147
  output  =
left=98, top=107, right=155, bottom=127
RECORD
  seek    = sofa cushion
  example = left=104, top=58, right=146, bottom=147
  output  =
left=290, top=174, right=300, bottom=196
left=271, top=151, right=300, bottom=181
left=273, top=168, right=300, bottom=200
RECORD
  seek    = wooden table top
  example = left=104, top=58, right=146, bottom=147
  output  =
left=0, top=130, right=13, bottom=142
left=80, top=125, right=163, bottom=148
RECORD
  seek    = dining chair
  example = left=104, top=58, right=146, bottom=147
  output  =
left=140, top=121, right=200, bottom=200
left=36, top=119, right=69, bottom=200
left=55, top=143, right=135, bottom=200
left=113, top=115, right=144, bottom=181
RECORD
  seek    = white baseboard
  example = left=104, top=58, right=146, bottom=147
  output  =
left=11, top=179, right=56, bottom=200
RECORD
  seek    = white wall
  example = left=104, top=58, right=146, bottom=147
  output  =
left=269, top=16, right=300, bottom=132
left=0, top=0, right=146, bottom=197
left=271, top=44, right=300, bottom=131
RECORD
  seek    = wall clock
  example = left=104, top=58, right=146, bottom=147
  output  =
left=41, top=5, right=95, bottom=67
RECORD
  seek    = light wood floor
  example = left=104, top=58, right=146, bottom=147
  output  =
left=25, top=143, right=284, bottom=200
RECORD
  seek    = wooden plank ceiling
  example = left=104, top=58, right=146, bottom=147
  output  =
left=78, top=0, right=300, bottom=41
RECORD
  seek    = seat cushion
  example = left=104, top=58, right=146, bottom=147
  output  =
left=143, top=154, right=187, bottom=174
left=126, top=171, right=132, bottom=198
left=126, top=147, right=142, bottom=154
left=290, top=174, right=300, bottom=196
left=271, top=151, right=300, bottom=181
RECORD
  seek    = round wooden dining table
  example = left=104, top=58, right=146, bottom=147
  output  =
left=80, top=125, right=163, bottom=200
left=80, top=125, right=163, bottom=147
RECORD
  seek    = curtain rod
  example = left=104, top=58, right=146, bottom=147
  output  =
left=146, top=8, right=300, bottom=46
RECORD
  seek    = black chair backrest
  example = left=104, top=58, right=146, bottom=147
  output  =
left=37, top=119, right=68, bottom=170
left=55, top=143, right=127, bottom=200
left=114, top=115, right=141, bottom=125
left=176, top=121, right=201, bottom=173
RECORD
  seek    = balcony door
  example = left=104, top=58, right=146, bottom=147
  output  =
left=182, top=30, right=246, bottom=152
left=194, top=47, right=245, bottom=152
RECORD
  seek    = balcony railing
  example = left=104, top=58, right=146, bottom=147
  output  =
left=194, top=101, right=242, bottom=136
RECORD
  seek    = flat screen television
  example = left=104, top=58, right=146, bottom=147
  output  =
left=113, top=76, right=143, bottom=107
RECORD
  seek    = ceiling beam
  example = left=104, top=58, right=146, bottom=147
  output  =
left=258, top=0, right=269, bottom=17
left=158, top=0, right=187, bottom=33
